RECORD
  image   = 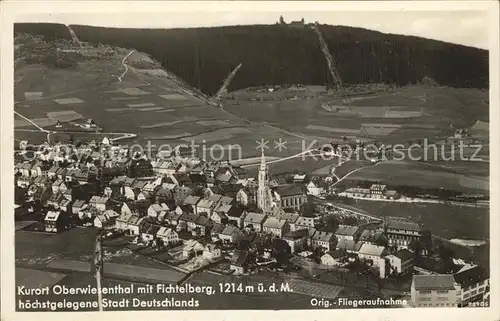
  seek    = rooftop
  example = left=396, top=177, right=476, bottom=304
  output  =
left=335, top=225, right=360, bottom=236
left=453, top=265, right=489, bottom=288
left=412, top=275, right=457, bottom=291
left=358, top=243, right=385, bottom=257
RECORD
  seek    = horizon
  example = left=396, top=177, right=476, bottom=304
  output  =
left=15, top=10, right=489, bottom=50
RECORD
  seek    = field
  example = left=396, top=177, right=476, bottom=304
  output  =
left=345, top=161, right=489, bottom=193
left=345, top=200, right=489, bottom=241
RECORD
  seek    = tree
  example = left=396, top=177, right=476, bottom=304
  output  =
left=374, top=234, right=389, bottom=248
left=322, top=215, right=339, bottom=232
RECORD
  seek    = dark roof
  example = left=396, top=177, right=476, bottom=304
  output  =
left=392, top=249, right=415, bottom=261
left=276, top=185, right=304, bottom=197
left=386, top=220, right=420, bottom=232
left=283, top=229, right=308, bottom=240
left=412, top=275, right=457, bottom=291
left=454, top=266, right=489, bottom=288
left=230, top=250, right=249, bottom=266
left=211, top=223, right=225, bottom=234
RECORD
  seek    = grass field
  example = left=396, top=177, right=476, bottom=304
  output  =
left=346, top=200, right=489, bottom=240
left=345, top=160, right=489, bottom=193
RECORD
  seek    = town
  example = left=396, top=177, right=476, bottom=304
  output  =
left=14, top=136, right=490, bottom=308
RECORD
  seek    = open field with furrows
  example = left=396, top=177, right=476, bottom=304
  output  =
left=345, top=161, right=489, bottom=193
left=224, top=85, right=488, bottom=144
left=346, top=200, right=489, bottom=240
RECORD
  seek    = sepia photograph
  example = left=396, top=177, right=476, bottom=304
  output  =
left=1, top=0, right=499, bottom=319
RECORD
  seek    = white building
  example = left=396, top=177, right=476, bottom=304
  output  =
left=411, top=275, right=460, bottom=307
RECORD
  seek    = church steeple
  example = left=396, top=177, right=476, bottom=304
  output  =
left=257, top=150, right=271, bottom=212
left=260, top=149, right=266, bottom=170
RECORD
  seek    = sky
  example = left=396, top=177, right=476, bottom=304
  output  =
left=15, top=7, right=490, bottom=49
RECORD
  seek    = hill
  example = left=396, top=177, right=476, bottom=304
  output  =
left=15, top=22, right=489, bottom=96
left=13, top=23, right=489, bottom=194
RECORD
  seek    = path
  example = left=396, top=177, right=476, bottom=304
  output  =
left=115, top=50, right=136, bottom=83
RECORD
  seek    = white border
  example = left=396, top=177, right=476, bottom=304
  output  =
left=1, top=1, right=499, bottom=321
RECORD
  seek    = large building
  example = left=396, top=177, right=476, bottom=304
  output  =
left=383, top=219, right=421, bottom=249
left=453, top=265, right=489, bottom=306
left=411, top=275, right=460, bottom=307
left=276, top=185, right=307, bottom=211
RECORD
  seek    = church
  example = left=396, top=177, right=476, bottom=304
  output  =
left=256, top=151, right=307, bottom=213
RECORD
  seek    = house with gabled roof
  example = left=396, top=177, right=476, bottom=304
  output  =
left=230, top=250, right=250, bottom=275
left=72, top=199, right=88, bottom=216
left=335, top=225, right=362, bottom=242
left=94, top=210, right=120, bottom=229
left=385, top=249, right=414, bottom=275
left=275, top=212, right=300, bottom=231
left=147, top=203, right=170, bottom=218
left=44, top=210, right=69, bottom=233
left=127, top=215, right=146, bottom=235
left=243, top=212, right=267, bottom=232
left=262, top=217, right=289, bottom=237
left=179, top=212, right=200, bottom=231
left=164, top=211, right=182, bottom=226
left=310, top=231, right=336, bottom=252
left=121, top=200, right=151, bottom=217
left=295, top=216, right=315, bottom=231
left=89, top=196, right=111, bottom=212
left=196, top=198, right=216, bottom=216
left=183, top=195, right=201, bottom=213
left=226, top=207, right=245, bottom=228
left=115, top=211, right=134, bottom=230
left=283, top=229, right=308, bottom=253
left=156, top=227, right=179, bottom=246
left=210, top=210, right=228, bottom=225
left=194, top=215, right=213, bottom=236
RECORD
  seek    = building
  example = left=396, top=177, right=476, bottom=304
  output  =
left=256, top=151, right=273, bottom=211
left=335, top=225, right=361, bottom=242
left=321, top=249, right=347, bottom=266
left=295, top=216, right=315, bottom=231
left=243, top=212, right=267, bottom=232
left=147, top=203, right=170, bottom=219
left=385, top=249, right=414, bottom=275
left=370, top=184, right=387, bottom=199
left=203, top=244, right=222, bottom=260
left=262, top=217, right=289, bottom=238
left=282, top=230, right=308, bottom=253
left=411, top=275, right=460, bottom=307
left=94, top=210, right=120, bottom=229
left=453, top=265, right=489, bottom=305
left=383, top=219, right=421, bottom=249
left=306, top=181, right=324, bottom=196
left=183, top=195, right=201, bottom=213
left=275, top=212, right=300, bottom=231
left=358, top=243, right=387, bottom=277
left=196, top=198, right=216, bottom=216
left=219, top=225, right=242, bottom=244
left=230, top=250, right=250, bottom=275
left=310, top=231, right=336, bottom=252
left=335, top=239, right=362, bottom=254
left=44, top=211, right=68, bottom=233
left=276, top=185, right=307, bottom=211
left=89, top=196, right=110, bottom=212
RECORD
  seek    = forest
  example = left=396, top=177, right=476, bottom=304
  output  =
left=15, top=22, right=489, bottom=95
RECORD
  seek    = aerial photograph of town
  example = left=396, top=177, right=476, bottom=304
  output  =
left=12, top=10, right=491, bottom=312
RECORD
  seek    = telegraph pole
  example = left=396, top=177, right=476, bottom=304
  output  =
left=94, top=230, right=104, bottom=311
